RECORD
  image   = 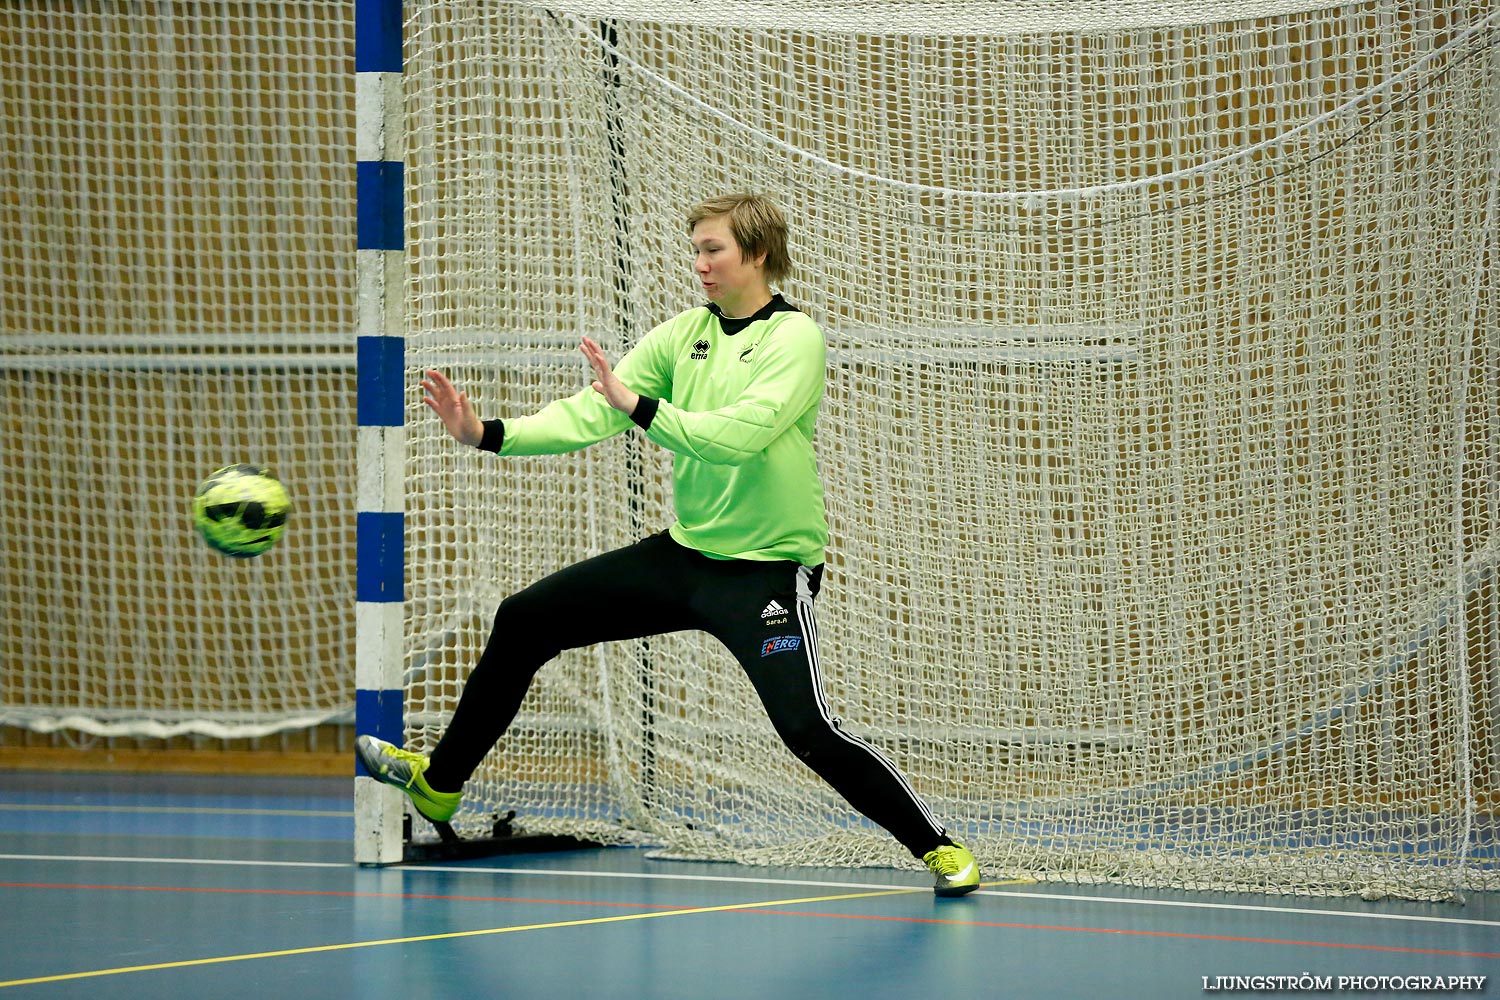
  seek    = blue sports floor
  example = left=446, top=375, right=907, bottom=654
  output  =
left=0, top=771, right=1496, bottom=999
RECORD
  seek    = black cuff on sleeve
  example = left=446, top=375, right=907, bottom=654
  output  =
left=478, top=419, right=506, bottom=453
left=630, top=396, right=660, bottom=430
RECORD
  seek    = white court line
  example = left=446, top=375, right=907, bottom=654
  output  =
left=1, top=853, right=1496, bottom=929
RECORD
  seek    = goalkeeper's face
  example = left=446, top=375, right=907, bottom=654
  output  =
left=691, top=215, right=768, bottom=316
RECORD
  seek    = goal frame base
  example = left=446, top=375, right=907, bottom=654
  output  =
left=390, top=810, right=604, bottom=865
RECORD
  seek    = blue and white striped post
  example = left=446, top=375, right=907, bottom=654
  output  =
left=354, top=0, right=405, bottom=865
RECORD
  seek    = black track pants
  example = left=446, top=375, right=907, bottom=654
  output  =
left=425, top=531, right=948, bottom=858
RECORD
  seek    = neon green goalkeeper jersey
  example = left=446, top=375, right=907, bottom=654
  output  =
left=484, top=296, right=828, bottom=566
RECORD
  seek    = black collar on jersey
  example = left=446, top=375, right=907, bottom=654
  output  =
left=706, top=293, right=798, bottom=336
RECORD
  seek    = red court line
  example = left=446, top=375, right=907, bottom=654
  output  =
left=750, top=909, right=1500, bottom=960
left=5, top=881, right=1497, bottom=961
left=0, top=882, right=681, bottom=911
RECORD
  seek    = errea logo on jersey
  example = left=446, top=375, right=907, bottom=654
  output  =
left=761, top=635, right=802, bottom=657
left=690, top=339, right=710, bottom=360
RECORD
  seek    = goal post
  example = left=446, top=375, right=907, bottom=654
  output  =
left=392, top=0, right=1500, bottom=898
left=354, top=0, right=408, bottom=866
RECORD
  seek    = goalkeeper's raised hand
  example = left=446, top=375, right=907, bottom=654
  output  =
left=421, top=368, right=484, bottom=447
left=580, top=336, right=640, bottom=416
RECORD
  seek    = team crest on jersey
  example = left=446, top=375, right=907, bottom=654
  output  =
left=690, top=339, right=710, bottom=360
left=761, top=635, right=802, bottom=657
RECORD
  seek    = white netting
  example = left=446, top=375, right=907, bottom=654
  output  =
left=0, top=4, right=357, bottom=740
left=403, top=0, right=1500, bottom=897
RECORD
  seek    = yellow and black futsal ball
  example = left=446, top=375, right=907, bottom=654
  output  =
left=192, top=464, right=291, bottom=558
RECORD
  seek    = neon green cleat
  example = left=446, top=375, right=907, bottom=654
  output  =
left=355, top=735, right=462, bottom=823
left=923, top=842, right=980, bottom=897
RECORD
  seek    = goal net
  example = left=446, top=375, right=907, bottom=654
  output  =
left=402, top=0, right=1500, bottom=898
left=0, top=4, right=356, bottom=743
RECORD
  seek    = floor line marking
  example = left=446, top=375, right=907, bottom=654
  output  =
left=0, top=852, right=936, bottom=890
left=0, top=882, right=690, bottom=911
left=2, top=852, right=1495, bottom=928
left=981, top=888, right=1500, bottom=928
left=0, top=885, right=923, bottom=989
left=408, top=864, right=1500, bottom=929
left=3, top=879, right=1494, bottom=987
left=751, top=910, right=1500, bottom=960
left=0, top=880, right=1021, bottom=908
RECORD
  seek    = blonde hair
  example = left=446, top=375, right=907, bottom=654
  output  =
left=686, top=193, right=792, bottom=285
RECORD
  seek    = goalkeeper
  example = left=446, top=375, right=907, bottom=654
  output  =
left=357, top=193, right=979, bottom=896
